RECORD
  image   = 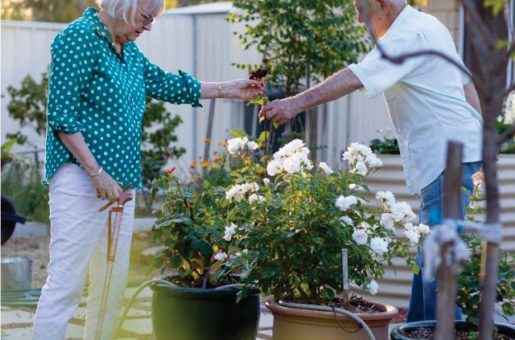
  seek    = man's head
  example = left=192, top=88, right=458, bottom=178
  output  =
left=354, top=0, right=407, bottom=37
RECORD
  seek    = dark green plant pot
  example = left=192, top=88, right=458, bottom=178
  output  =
left=390, top=320, right=515, bottom=339
left=151, top=279, right=260, bottom=340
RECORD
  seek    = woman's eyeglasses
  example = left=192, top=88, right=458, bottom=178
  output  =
left=138, top=7, right=157, bottom=26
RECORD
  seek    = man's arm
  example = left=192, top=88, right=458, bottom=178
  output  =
left=259, top=68, right=363, bottom=124
left=464, top=80, right=482, bottom=115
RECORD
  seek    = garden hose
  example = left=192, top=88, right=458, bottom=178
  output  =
left=114, top=278, right=170, bottom=337
left=277, top=301, right=376, bottom=340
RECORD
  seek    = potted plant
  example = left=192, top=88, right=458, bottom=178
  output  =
left=216, top=135, right=427, bottom=340
left=391, top=175, right=515, bottom=339
left=151, top=157, right=261, bottom=340
left=390, top=234, right=515, bottom=339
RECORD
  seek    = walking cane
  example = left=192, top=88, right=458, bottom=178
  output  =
left=95, top=192, right=132, bottom=340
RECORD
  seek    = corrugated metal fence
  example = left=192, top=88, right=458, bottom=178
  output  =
left=362, top=155, right=515, bottom=308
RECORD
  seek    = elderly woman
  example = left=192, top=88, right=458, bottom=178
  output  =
left=32, top=0, right=264, bottom=339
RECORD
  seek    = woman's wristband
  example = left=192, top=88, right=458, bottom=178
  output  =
left=89, top=167, right=103, bottom=178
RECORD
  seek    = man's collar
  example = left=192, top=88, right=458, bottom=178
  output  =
left=383, top=4, right=415, bottom=37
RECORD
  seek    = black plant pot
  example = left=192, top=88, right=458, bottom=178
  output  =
left=151, top=279, right=260, bottom=340
left=390, top=320, right=515, bottom=339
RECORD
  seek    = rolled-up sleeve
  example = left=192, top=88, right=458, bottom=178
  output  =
left=47, top=28, right=96, bottom=134
left=142, top=55, right=202, bottom=107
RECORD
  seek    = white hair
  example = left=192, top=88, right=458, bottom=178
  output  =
left=96, top=0, right=164, bottom=26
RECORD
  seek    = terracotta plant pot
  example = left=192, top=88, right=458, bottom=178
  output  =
left=265, top=299, right=398, bottom=340
left=390, top=320, right=515, bottom=339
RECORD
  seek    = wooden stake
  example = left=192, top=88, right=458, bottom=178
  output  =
left=435, top=141, right=463, bottom=340
left=341, top=248, right=349, bottom=304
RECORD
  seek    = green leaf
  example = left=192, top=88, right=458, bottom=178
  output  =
left=230, top=128, right=248, bottom=138
left=171, top=255, right=182, bottom=268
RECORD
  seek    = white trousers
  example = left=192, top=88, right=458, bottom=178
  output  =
left=32, top=164, right=135, bottom=340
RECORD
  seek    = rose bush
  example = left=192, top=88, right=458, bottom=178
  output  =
left=152, top=134, right=427, bottom=306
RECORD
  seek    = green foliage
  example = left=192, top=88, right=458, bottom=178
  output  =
left=228, top=0, right=370, bottom=96
left=1, top=0, right=97, bottom=22
left=176, top=0, right=224, bottom=7
left=1, top=159, right=49, bottom=223
left=369, top=129, right=400, bottom=155
left=457, top=235, right=514, bottom=325
left=6, top=73, right=49, bottom=145
left=153, top=134, right=421, bottom=303
left=483, top=0, right=508, bottom=16
left=496, top=120, right=515, bottom=154
left=1, top=139, right=17, bottom=165
left=369, top=138, right=400, bottom=155
left=140, top=98, right=185, bottom=212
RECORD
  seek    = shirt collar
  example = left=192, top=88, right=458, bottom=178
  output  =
left=381, top=4, right=415, bottom=39
left=83, top=7, right=114, bottom=44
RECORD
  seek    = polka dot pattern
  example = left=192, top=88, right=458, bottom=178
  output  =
left=44, top=7, right=202, bottom=189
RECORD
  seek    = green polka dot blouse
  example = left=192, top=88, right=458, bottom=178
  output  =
left=44, top=7, right=201, bottom=189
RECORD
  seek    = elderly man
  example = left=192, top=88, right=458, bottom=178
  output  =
left=260, top=0, right=482, bottom=322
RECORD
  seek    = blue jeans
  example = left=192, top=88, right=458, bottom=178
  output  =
left=406, top=161, right=481, bottom=322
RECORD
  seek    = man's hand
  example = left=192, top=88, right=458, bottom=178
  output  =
left=259, top=98, right=299, bottom=125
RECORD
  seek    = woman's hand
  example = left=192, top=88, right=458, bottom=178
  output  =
left=224, top=79, right=265, bottom=100
left=90, top=169, right=123, bottom=201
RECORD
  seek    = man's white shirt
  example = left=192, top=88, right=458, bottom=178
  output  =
left=348, top=5, right=482, bottom=194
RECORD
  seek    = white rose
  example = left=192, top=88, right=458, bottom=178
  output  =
left=214, top=251, right=227, bottom=262
left=390, top=202, right=416, bottom=223
left=283, top=155, right=302, bottom=174
left=353, top=161, right=368, bottom=176
left=249, top=194, right=265, bottom=204
left=247, top=141, right=259, bottom=150
left=267, top=159, right=282, bottom=176
left=404, top=229, right=420, bottom=246
left=223, top=223, right=238, bottom=241
left=416, top=223, right=430, bottom=235
left=263, top=178, right=270, bottom=185
left=366, top=154, right=383, bottom=168
left=352, top=229, right=368, bottom=245
left=225, top=185, right=241, bottom=201
left=245, top=182, right=260, bottom=192
left=281, top=139, right=305, bottom=155
left=368, top=280, right=379, bottom=295
left=380, top=213, right=396, bottom=232
left=335, top=195, right=358, bottom=211
left=318, top=162, right=334, bottom=175
left=227, top=137, right=247, bottom=155
left=370, top=237, right=389, bottom=255
left=339, top=216, right=353, bottom=226
left=359, top=221, right=371, bottom=230
left=376, top=191, right=396, bottom=208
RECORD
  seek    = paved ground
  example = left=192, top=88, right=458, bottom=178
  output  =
left=1, top=285, right=274, bottom=339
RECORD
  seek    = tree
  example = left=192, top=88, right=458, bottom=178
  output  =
left=228, top=0, right=369, bottom=96
left=6, top=73, right=48, bottom=145
left=1, top=0, right=97, bottom=22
